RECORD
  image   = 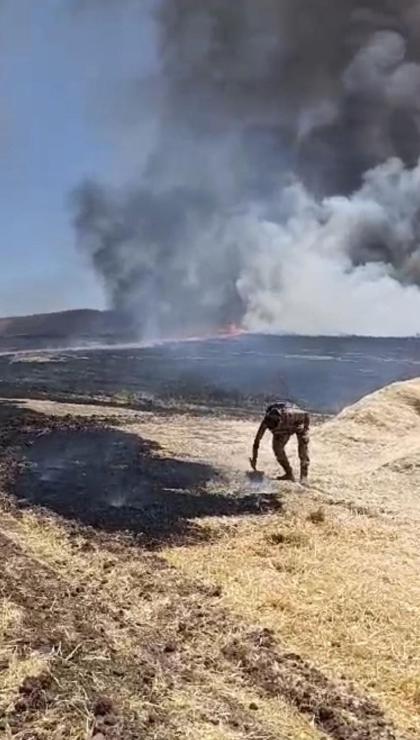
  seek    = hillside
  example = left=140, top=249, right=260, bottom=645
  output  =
left=0, top=310, right=134, bottom=351
left=0, top=380, right=419, bottom=738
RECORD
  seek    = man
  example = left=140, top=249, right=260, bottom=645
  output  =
left=250, top=402, right=310, bottom=484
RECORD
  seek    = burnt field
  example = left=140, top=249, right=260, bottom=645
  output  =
left=2, top=333, right=420, bottom=414
left=1, top=338, right=420, bottom=738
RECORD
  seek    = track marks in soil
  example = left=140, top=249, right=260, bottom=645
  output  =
left=222, top=628, right=398, bottom=740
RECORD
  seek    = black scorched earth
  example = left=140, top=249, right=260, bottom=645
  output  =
left=0, top=335, right=419, bottom=739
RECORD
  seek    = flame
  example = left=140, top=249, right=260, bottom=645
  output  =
left=218, top=323, right=244, bottom=338
left=159, top=323, right=245, bottom=345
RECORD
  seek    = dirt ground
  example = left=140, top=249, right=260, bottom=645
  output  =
left=0, top=379, right=420, bottom=738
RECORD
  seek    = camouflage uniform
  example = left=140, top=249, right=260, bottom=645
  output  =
left=252, top=403, right=310, bottom=482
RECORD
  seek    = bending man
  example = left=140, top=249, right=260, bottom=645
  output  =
left=250, top=402, right=310, bottom=484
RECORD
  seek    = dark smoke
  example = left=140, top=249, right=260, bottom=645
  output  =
left=73, top=180, right=244, bottom=335
left=72, top=0, right=420, bottom=337
left=158, top=0, right=420, bottom=192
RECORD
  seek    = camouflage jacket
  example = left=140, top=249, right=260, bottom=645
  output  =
left=253, top=403, right=310, bottom=456
left=265, top=403, right=310, bottom=435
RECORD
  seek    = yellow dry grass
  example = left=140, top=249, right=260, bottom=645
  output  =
left=166, top=511, right=420, bottom=736
left=162, top=379, right=420, bottom=737
left=1, top=378, right=420, bottom=738
left=0, top=503, right=324, bottom=739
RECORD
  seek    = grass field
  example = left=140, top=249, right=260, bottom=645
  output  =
left=1, top=378, right=420, bottom=738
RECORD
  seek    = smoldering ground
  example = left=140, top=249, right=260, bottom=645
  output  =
left=70, top=1, right=420, bottom=337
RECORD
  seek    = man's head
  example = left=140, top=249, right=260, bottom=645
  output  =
left=265, top=407, right=282, bottom=431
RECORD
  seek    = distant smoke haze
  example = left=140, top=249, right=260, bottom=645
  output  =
left=72, top=0, right=420, bottom=337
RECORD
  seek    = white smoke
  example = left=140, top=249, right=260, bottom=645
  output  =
left=237, top=158, right=420, bottom=336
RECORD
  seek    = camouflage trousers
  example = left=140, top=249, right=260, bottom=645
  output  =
left=272, top=430, right=310, bottom=480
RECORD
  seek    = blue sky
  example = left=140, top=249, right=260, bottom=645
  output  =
left=0, top=0, right=156, bottom=317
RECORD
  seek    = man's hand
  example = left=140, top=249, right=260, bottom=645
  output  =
left=249, top=455, right=257, bottom=471
left=251, top=421, right=266, bottom=472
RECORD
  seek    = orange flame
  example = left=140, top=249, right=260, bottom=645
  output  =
left=160, top=323, right=245, bottom=344
left=219, top=323, right=244, bottom=338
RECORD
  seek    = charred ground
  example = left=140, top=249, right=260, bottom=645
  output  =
left=1, top=401, right=281, bottom=547
left=2, top=334, right=420, bottom=414
left=0, top=342, right=419, bottom=739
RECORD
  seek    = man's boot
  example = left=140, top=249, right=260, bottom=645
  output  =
left=276, top=466, right=295, bottom=482
left=300, top=463, right=309, bottom=487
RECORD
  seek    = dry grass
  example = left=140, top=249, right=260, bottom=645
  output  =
left=166, top=510, right=420, bottom=736
left=1, top=379, right=420, bottom=737
left=0, top=504, right=324, bottom=739
left=163, top=380, right=420, bottom=738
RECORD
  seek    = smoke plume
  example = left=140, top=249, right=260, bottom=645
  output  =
left=72, top=0, right=420, bottom=337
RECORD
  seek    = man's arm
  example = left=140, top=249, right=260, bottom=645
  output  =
left=250, top=421, right=267, bottom=469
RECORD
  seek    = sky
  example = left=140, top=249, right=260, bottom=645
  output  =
left=0, top=0, right=156, bottom=317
